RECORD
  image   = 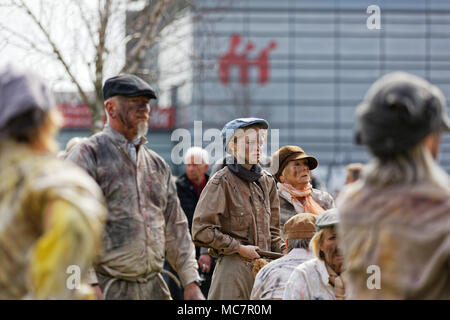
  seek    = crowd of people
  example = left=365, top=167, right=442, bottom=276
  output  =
left=0, top=65, right=449, bottom=300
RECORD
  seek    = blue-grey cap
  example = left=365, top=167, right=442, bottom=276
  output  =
left=315, top=208, right=340, bottom=232
left=0, top=65, right=54, bottom=128
left=221, top=117, right=269, bottom=148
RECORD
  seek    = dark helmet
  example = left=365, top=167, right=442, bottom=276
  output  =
left=355, top=72, right=450, bottom=158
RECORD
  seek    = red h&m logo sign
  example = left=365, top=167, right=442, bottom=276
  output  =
left=148, top=106, right=175, bottom=130
left=58, top=103, right=92, bottom=128
left=219, top=34, right=276, bottom=86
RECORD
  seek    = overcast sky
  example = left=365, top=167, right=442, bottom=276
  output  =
left=0, top=0, right=146, bottom=92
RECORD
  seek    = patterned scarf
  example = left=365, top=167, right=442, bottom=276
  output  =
left=326, top=264, right=346, bottom=300
left=277, top=182, right=325, bottom=215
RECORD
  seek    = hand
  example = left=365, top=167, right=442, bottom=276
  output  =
left=282, top=247, right=289, bottom=255
left=237, top=245, right=260, bottom=260
left=198, top=254, right=212, bottom=273
left=92, top=284, right=104, bottom=300
left=184, top=281, right=205, bottom=300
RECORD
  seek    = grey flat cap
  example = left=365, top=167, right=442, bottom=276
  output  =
left=315, top=208, right=340, bottom=232
left=221, top=117, right=269, bottom=148
left=0, top=65, right=54, bottom=128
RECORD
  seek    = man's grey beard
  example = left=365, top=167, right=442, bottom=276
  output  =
left=137, top=121, right=149, bottom=138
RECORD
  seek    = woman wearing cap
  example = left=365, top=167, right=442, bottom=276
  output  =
left=270, top=146, right=334, bottom=237
left=283, top=208, right=345, bottom=300
left=0, top=66, right=106, bottom=299
left=192, top=118, right=285, bottom=300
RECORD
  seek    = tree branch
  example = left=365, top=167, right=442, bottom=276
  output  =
left=71, top=0, right=98, bottom=49
left=94, top=0, right=111, bottom=87
left=0, top=22, right=54, bottom=56
left=15, top=0, right=91, bottom=106
left=120, top=0, right=172, bottom=74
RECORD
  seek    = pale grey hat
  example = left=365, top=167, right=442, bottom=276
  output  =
left=315, top=208, right=340, bottom=232
left=0, top=65, right=54, bottom=128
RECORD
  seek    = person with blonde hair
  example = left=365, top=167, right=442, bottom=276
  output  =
left=0, top=66, right=106, bottom=299
left=192, top=118, right=285, bottom=300
left=284, top=208, right=345, bottom=300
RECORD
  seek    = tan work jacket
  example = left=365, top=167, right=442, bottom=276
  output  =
left=192, top=166, right=285, bottom=256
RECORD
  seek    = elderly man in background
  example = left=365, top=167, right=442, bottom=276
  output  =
left=0, top=66, right=106, bottom=299
left=250, top=212, right=316, bottom=300
left=65, top=74, right=203, bottom=300
left=192, top=118, right=285, bottom=300
left=284, top=208, right=345, bottom=300
left=165, top=147, right=215, bottom=299
left=338, top=72, right=450, bottom=299
left=344, top=162, right=363, bottom=185
left=270, top=145, right=334, bottom=237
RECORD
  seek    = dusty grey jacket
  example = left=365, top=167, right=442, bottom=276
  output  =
left=65, top=125, right=199, bottom=287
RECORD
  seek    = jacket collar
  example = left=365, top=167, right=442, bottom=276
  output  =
left=288, top=248, right=315, bottom=260
left=226, top=157, right=262, bottom=183
left=315, top=258, right=332, bottom=288
left=103, top=123, right=147, bottom=147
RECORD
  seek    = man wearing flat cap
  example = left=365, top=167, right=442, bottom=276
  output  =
left=270, top=145, right=334, bottom=237
left=250, top=212, right=316, bottom=300
left=338, top=72, right=450, bottom=299
left=65, top=74, right=204, bottom=300
left=192, top=118, right=285, bottom=300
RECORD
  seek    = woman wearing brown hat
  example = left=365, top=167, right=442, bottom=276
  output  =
left=270, top=146, right=334, bottom=235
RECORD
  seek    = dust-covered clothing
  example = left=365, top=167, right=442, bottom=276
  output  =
left=192, top=165, right=285, bottom=299
left=251, top=248, right=314, bottom=300
left=337, top=181, right=450, bottom=299
left=207, top=254, right=254, bottom=300
left=0, top=140, right=106, bottom=299
left=283, top=258, right=336, bottom=300
left=193, top=166, right=284, bottom=255
left=65, top=124, right=199, bottom=299
left=279, top=188, right=334, bottom=238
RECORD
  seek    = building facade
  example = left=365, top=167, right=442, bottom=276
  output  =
left=154, top=0, right=450, bottom=191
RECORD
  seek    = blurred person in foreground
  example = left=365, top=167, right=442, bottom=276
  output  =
left=270, top=145, right=334, bottom=238
left=338, top=72, right=450, bottom=299
left=192, top=118, right=285, bottom=300
left=250, top=212, right=316, bottom=300
left=0, top=65, right=106, bottom=299
left=284, top=208, right=345, bottom=300
left=65, top=74, right=203, bottom=300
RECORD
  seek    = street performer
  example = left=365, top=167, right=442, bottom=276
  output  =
left=192, top=118, right=285, bottom=300
left=66, top=74, right=204, bottom=300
